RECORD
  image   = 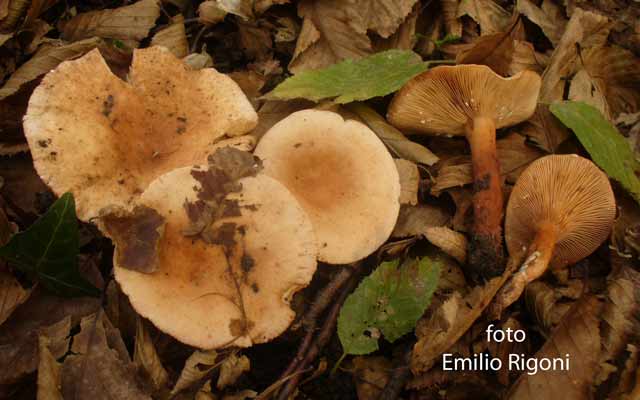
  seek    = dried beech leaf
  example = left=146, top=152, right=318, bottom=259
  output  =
left=217, top=352, right=251, bottom=389
left=0, top=37, right=102, bottom=101
left=61, top=312, right=150, bottom=400
left=441, top=0, right=461, bottom=37
left=516, top=0, right=567, bottom=45
left=540, top=8, right=610, bottom=103
left=151, top=15, right=188, bottom=58
left=352, top=356, right=391, bottom=400
left=524, top=281, right=570, bottom=334
left=198, top=1, right=227, bottom=25
left=395, top=159, right=419, bottom=206
left=457, top=0, right=510, bottom=35
left=346, top=0, right=418, bottom=38
left=507, top=297, right=602, bottom=399
left=0, top=0, right=28, bottom=31
left=392, top=204, right=451, bottom=238
left=0, top=267, right=31, bottom=326
left=171, top=350, right=219, bottom=396
left=423, top=226, right=467, bottom=265
left=37, top=335, right=64, bottom=400
left=134, top=317, right=169, bottom=391
left=60, top=0, right=160, bottom=42
left=521, top=105, right=569, bottom=153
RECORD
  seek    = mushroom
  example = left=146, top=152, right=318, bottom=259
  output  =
left=23, top=46, right=257, bottom=221
left=494, top=154, right=615, bottom=312
left=387, top=65, right=541, bottom=276
left=254, top=110, right=401, bottom=265
left=103, top=161, right=317, bottom=349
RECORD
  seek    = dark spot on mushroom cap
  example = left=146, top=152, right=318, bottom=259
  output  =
left=229, top=318, right=254, bottom=337
left=102, top=94, right=115, bottom=117
left=241, top=253, right=255, bottom=273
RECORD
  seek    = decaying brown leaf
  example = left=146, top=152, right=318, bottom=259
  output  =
left=0, top=37, right=102, bottom=101
left=198, top=1, right=228, bottom=26
left=520, top=104, right=569, bottom=153
left=59, top=0, right=160, bottom=43
left=441, top=0, right=462, bottom=37
left=423, top=226, right=467, bottom=265
left=457, top=0, right=510, bottom=35
left=37, top=335, right=64, bottom=400
left=524, top=281, right=572, bottom=334
left=133, top=316, right=169, bottom=391
left=392, top=204, right=451, bottom=239
left=0, top=0, right=28, bottom=31
left=507, top=297, right=602, bottom=399
left=217, top=352, right=251, bottom=389
left=352, top=356, right=391, bottom=400
left=0, top=267, right=31, bottom=326
left=61, top=312, right=150, bottom=400
left=516, top=0, right=567, bottom=46
left=395, top=158, right=420, bottom=206
left=539, top=8, right=610, bottom=103
left=171, top=350, right=219, bottom=396
left=151, top=15, right=188, bottom=58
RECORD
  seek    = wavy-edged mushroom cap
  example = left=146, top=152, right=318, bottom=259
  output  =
left=505, top=154, right=616, bottom=267
left=111, top=167, right=317, bottom=349
left=24, top=46, right=257, bottom=221
left=387, top=65, right=541, bottom=136
left=254, top=110, right=400, bottom=265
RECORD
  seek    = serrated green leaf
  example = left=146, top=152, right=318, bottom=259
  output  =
left=266, top=50, right=429, bottom=104
left=0, top=193, right=100, bottom=297
left=338, top=257, right=441, bottom=355
left=550, top=101, right=640, bottom=203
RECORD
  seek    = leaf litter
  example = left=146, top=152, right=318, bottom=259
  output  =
left=0, top=0, right=639, bottom=399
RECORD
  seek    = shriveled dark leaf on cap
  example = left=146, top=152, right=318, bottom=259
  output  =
left=100, top=206, right=165, bottom=274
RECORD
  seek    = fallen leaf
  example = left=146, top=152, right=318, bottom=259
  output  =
left=347, top=103, right=439, bottom=165
left=100, top=206, right=166, bottom=274
left=151, top=15, right=188, bottom=58
left=516, top=0, right=567, bottom=45
left=457, top=0, right=511, bottom=35
left=506, top=297, right=602, bottom=399
left=373, top=7, right=418, bottom=52
left=0, top=267, right=31, bottom=326
left=392, top=204, right=451, bottom=238
left=352, top=356, right=391, bottom=400
left=442, top=0, right=462, bottom=37
left=0, top=37, right=102, bottom=101
left=37, top=335, right=64, bottom=400
left=134, top=316, right=169, bottom=391
left=288, top=0, right=372, bottom=73
left=171, top=350, right=219, bottom=396
left=550, top=101, right=640, bottom=203
left=423, top=226, right=467, bottom=265
left=539, top=8, right=610, bottom=103
left=520, top=105, right=569, bottom=153
left=217, top=352, right=251, bottom=389
left=249, top=100, right=312, bottom=141
left=59, top=0, right=160, bottom=42
left=338, top=257, right=440, bottom=355
left=198, top=1, right=227, bottom=25
left=0, top=193, right=100, bottom=297
left=0, top=314, right=70, bottom=384
left=347, top=0, right=418, bottom=38
left=223, top=390, right=257, bottom=400
left=0, top=0, right=28, bottom=31
left=270, top=50, right=427, bottom=103
left=509, top=40, right=548, bottom=75
left=524, top=281, right=571, bottom=334
left=395, top=159, right=419, bottom=206
left=61, top=312, right=151, bottom=400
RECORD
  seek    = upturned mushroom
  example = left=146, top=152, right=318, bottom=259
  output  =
left=100, top=149, right=318, bottom=349
left=23, top=46, right=257, bottom=221
left=387, top=65, right=541, bottom=277
left=494, top=154, right=616, bottom=311
left=254, top=110, right=401, bottom=265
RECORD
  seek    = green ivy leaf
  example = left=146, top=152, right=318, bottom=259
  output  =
left=266, top=50, right=429, bottom=104
left=0, top=192, right=100, bottom=297
left=338, top=257, right=440, bottom=355
left=550, top=101, right=640, bottom=203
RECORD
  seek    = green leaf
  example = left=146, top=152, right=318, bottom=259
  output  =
left=266, top=50, right=429, bottom=104
left=338, top=257, right=441, bottom=355
left=0, top=193, right=100, bottom=297
left=550, top=101, right=640, bottom=202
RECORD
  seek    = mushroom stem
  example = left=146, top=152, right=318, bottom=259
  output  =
left=466, top=116, right=504, bottom=276
left=491, top=221, right=558, bottom=315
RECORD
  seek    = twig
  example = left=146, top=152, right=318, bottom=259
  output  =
left=377, top=343, right=413, bottom=400
left=279, top=264, right=358, bottom=381
left=276, top=270, right=360, bottom=400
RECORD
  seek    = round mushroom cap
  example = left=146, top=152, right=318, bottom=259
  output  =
left=505, top=154, right=616, bottom=267
left=24, top=46, right=257, bottom=221
left=113, top=167, right=317, bottom=349
left=387, top=65, right=541, bottom=136
left=254, top=110, right=401, bottom=265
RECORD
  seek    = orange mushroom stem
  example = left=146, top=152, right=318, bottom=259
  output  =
left=466, top=116, right=504, bottom=273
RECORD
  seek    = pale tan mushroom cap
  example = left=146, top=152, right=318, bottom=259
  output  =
left=387, top=65, right=541, bottom=136
left=24, top=47, right=257, bottom=221
left=254, top=110, right=401, bottom=264
left=505, top=154, right=616, bottom=267
left=114, top=167, right=317, bottom=349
